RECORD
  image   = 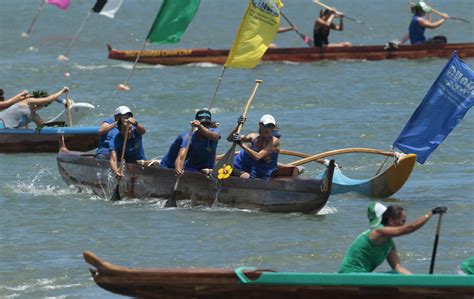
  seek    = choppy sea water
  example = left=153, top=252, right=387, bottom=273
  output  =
left=1, top=0, right=473, bottom=297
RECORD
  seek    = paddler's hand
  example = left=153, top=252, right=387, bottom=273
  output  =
left=190, top=120, right=202, bottom=129
left=114, top=171, right=123, bottom=178
left=126, top=117, right=138, bottom=126
left=232, top=133, right=242, bottom=145
left=441, top=13, right=449, bottom=19
left=61, top=86, right=69, bottom=94
left=432, top=206, right=448, bottom=214
left=237, top=115, right=247, bottom=125
left=175, top=167, right=184, bottom=176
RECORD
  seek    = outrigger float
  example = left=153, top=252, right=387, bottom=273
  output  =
left=84, top=251, right=474, bottom=299
left=107, top=42, right=474, bottom=66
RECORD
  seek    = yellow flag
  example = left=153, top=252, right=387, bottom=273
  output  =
left=225, top=0, right=283, bottom=68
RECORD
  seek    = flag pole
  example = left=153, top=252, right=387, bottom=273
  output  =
left=116, top=40, right=149, bottom=91
left=208, top=67, right=227, bottom=110
left=57, top=10, right=92, bottom=61
left=22, top=0, right=46, bottom=37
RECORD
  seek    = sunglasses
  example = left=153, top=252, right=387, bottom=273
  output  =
left=261, top=123, right=275, bottom=129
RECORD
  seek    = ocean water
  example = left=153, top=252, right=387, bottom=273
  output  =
left=1, top=0, right=473, bottom=297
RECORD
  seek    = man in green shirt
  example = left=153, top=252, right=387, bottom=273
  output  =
left=338, top=204, right=447, bottom=274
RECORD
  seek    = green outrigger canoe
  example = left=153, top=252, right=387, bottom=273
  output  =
left=84, top=251, right=473, bottom=298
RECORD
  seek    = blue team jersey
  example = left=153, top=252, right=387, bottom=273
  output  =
left=184, top=128, right=220, bottom=171
left=95, top=117, right=118, bottom=158
left=109, top=127, right=146, bottom=163
left=159, top=132, right=190, bottom=169
left=409, top=16, right=426, bottom=44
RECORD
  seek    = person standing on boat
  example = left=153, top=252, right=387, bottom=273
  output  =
left=109, top=115, right=146, bottom=177
left=0, top=87, right=69, bottom=128
left=400, top=2, right=449, bottom=45
left=229, top=114, right=280, bottom=180
left=313, top=9, right=351, bottom=48
left=161, top=109, right=220, bottom=176
left=0, top=89, right=29, bottom=112
left=95, top=106, right=131, bottom=160
left=338, top=205, right=447, bottom=274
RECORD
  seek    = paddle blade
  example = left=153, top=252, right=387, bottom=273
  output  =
left=165, top=176, right=180, bottom=208
left=164, top=192, right=177, bottom=208
left=212, top=143, right=237, bottom=179
left=110, top=184, right=121, bottom=201
left=57, top=54, right=69, bottom=62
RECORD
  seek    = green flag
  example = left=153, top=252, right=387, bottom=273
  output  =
left=146, top=0, right=200, bottom=44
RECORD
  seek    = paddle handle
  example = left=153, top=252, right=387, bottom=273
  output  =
left=65, top=92, right=73, bottom=127
left=118, top=122, right=130, bottom=176
left=429, top=213, right=444, bottom=274
left=236, top=79, right=263, bottom=135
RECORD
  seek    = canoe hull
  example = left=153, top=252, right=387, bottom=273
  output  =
left=57, top=150, right=334, bottom=213
left=0, top=127, right=99, bottom=153
left=107, top=43, right=474, bottom=66
left=84, top=251, right=474, bottom=299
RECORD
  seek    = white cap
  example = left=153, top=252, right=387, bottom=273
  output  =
left=114, top=106, right=133, bottom=116
left=368, top=202, right=387, bottom=227
left=259, top=114, right=276, bottom=126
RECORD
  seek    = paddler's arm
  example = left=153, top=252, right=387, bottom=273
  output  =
left=98, top=121, right=117, bottom=135
left=191, top=120, right=219, bottom=141
left=126, top=117, right=146, bottom=135
left=418, top=14, right=449, bottom=29
left=387, top=247, right=412, bottom=274
left=0, top=90, right=28, bottom=109
left=332, top=14, right=344, bottom=31
left=174, top=147, right=186, bottom=176
left=109, top=150, right=121, bottom=177
left=371, top=210, right=434, bottom=239
left=237, top=136, right=278, bottom=161
left=27, top=86, right=69, bottom=107
left=318, top=13, right=336, bottom=28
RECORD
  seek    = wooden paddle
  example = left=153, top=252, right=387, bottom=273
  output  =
left=313, top=0, right=365, bottom=24
left=280, top=12, right=314, bottom=47
left=288, top=148, right=396, bottom=166
left=110, top=122, right=130, bottom=201
left=429, top=207, right=447, bottom=274
left=65, top=92, right=73, bottom=127
left=164, top=126, right=196, bottom=208
left=212, top=79, right=263, bottom=180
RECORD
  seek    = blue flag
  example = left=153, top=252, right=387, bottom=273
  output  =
left=393, top=52, right=473, bottom=164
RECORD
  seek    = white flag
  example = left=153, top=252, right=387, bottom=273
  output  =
left=92, top=0, right=123, bottom=19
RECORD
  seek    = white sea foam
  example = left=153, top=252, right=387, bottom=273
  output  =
left=318, top=205, right=337, bottom=215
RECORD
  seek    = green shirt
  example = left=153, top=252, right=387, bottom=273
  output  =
left=460, top=257, right=474, bottom=275
left=338, top=225, right=394, bottom=273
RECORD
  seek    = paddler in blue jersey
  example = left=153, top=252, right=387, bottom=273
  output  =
left=400, top=2, right=449, bottom=45
left=229, top=114, right=280, bottom=180
left=338, top=203, right=447, bottom=274
left=95, top=106, right=130, bottom=160
left=160, top=109, right=220, bottom=175
left=109, top=114, right=147, bottom=178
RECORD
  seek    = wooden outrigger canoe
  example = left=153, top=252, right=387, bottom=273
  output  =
left=107, top=42, right=474, bottom=66
left=57, top=148, right=335, bottom=213
left=0, top=126, right=99, bottom=153
left=282, top=149, right=416, bottom=198
left=84, top=251, right=474, bottom=299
